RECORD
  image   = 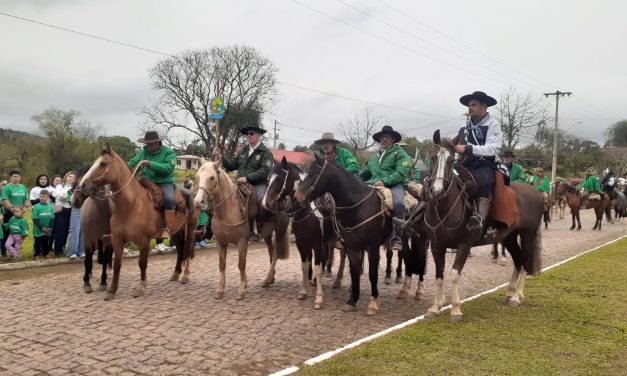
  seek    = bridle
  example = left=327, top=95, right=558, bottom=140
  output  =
left=267, top=168, right=310, bottom=218
left=300, top=160, right=328, bottom=200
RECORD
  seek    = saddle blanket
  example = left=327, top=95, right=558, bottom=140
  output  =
left=375, top=187, right=419, bottom=214
left=589, top=192, right=601, bottom=201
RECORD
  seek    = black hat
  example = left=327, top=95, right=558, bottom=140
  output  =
left=240, top=126, right=267, bottom=135
left=372, top=125, right=402, bottom=143
left=137, top=131, right=161, bottom=143
left=459, top=91, right=497, bottom=107
left=502, top=150, right=516, bottom=158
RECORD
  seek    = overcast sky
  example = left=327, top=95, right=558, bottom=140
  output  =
left=1, top=0, right=625, bottom=149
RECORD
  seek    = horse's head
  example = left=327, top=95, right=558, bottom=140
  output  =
left=78, top=146, right=120, bottom=194
left=428, top=129, right=459, bottom=199
left=193, top=158, right=221, bottom=207
left=263, top=156, right=302, bottom=212
left=295, top=153, right=329, bottom=203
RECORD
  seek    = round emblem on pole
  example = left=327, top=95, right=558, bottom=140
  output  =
left=209, top=97, right=226, bottom=120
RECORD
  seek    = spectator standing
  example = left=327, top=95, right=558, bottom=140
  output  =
left=6, top=206, right=28, bottom=260
left=1, top=170, right=29, bottom=257
left=30, top=174, right=53, bottom=206
left=51, top=171, right=76, bottom=256
left=67, top=167, right=87, bottom=259
left=32, top=190, right=55, bottom=260
left=49, top=175, right=62, bottom=204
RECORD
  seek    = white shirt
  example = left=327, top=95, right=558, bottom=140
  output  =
left=248, top=141, right=261, bottom=157
left=53, top=183, right=73, bottom=209
left=30, top=186, right=54, bottom=203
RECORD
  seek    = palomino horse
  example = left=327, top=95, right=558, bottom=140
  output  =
left=295, top=154, right=393, bottom=315
left=262, top=157, right=337, bottom=309
left=554, top=179, right=610, bottom=231
left=193, top=160, right=290, bottom=300
left=410, top=130, right=543, bottom=322
left=79, top=147, right=198, bottom=300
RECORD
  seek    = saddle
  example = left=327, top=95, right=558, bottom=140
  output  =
left=138, top=178, right=195, bottom=214
left=588, top=192, right=602, bottom=201
left=236, top=183, right=258, bottom=220
left=374, top=186, right=420, bottom=217
left=489, top=171, right=519, bottom=229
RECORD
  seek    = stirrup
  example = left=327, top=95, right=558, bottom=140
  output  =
left=160, top=228, right=171, bottom=240
left=466, top=215, right=482, bottom=232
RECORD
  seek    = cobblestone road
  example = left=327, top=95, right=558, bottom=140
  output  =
left=0, top=210, right=625, bottom=376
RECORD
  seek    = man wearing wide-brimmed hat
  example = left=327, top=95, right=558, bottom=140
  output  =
left=360, top=125, right=412, bottom=251
left=502, top=150, right=529, bottom=184
left=532, top=167, right=551, bottom=204
left=601, top=170, right=617, bottom=199
left=128, top=131, right=178, bottom=240
left=213, top=125, right=274, bottom=241
left=315, top=132, right=359, bottom=174
left=453, top=91, right=502, bottom=240
left=579, top=167, right=602, bottom=195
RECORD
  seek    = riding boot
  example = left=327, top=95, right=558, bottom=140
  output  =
left=467, top=197, right=490, bottom=241
left=390, top=223, right=402, bottom=252
left=160, top=209, right=176, bottom=239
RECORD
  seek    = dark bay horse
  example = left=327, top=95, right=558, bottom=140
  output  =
left=295, top=154, right=392, bottom=315
left=193, top=159, right=290, bottom=300
left=410, top=130, right=543, bottom=322
left=79, top=147, right=197, bottom=300
left=262, top=157, right=337, bottom=309
left=554, top=179, right=609, bottom=231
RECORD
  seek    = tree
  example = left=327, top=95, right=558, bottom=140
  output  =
left=605, top=120, right=627, bottom=147
left=339, top=107, right=385, bottom=157
left=99, top=136, right=138, bottom=161
left=142, top=45, right=278, bottom=154
left=277, top=142, right=286, bottom=150
left=495, top=86, right=547, bottom=149
left=293, top=145, right=310, bottom=152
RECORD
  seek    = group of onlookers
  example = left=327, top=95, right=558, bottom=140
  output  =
left=0, top=169, right=83, bottom=261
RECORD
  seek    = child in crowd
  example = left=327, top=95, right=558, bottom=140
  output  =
left=184, top=179, right=210, bottom=248
left=32, top=190, right=55, bottom=260
left=6, top=206, right=28, bottom=260
left=1, top=170, right=29, bottom=257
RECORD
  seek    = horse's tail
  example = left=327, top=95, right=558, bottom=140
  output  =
left=274, top=216, right=291, bottom=260
left=524, top=229, right=543, bottom=276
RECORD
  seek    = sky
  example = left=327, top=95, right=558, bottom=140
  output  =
left=1, top=0, right=625, bottom=149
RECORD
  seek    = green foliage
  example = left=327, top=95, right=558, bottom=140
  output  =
left=98, top=135, right=138, bottom=161
left=605, top=119, right=627, bottom=147
left=0, top=129, right=48, bottom=184
left=402, top=136, right=434, bottom=160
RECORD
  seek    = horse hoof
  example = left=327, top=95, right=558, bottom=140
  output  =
left=310, top=280, right=317, bottom=287
left=577, top=228, right=581, bottom=231
left=366, top=307, right=379, bottom=316
left=180, top=276, right=190, bottom=284
left=342, top=304, right=357, bottom=312
left=414, top=292, right=424, bottom=301
left=98, top=284, right=108, bottom=292
left=424, top=310, right=439, bottom=318
left=397, top=289, right=408, bottom=299
left=236, top=291, right=246, bottom=300
left=169, top=274, right=180, bottom=282
left=450, top=314, right=463, bottom=323
left=83, top=285, right=93, bottom=293
left=508, top=299, right=520, bottom=308
left=384, top=276, right=392, bottom=285
left=261, top=277, right=275, bottom=288
left=324, top=270, right=332, bottom=277
left=499, top=259, right=507, bottom=267
left=132, top=288, right=145, bottom=298
left=502, top=295, right=512, bottom=305
left=104, top=292, right=115, bottom=301
left=314, top=302, right=323, bottom=310
left=395, top=276, right=403, bottom=284
left=214, top=291, right=224, bottom=299
left=490, top=258, right=497, bottom=264
left=332, top=281, right=341, bottom=289
left=297, top=292, right=308, bottom=300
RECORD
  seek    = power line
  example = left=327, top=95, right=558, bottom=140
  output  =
left=0, top=10, right=455, bottom=121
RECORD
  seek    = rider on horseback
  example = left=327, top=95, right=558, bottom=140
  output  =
left=579, top=167, right=604, bottom=208
left=502, top=150, right=529, bottom=184
left=601, top=170, right=617, bottom=199
left=315, top=132, right=359, bottom=174
left=128, top=131, right=177, bottom=239
left=212, top=125, right=274, bottom=241
left=532, top=167, right=551, bottom=204
left=453, top=91, right=502, bottom=240
left=360, top=125, right=412, bottom=251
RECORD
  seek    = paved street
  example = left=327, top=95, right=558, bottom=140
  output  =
left=0, top=210, right=625, bottom=376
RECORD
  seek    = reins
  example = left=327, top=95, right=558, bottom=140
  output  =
left=198, top=167, right=248, bottom=227
left=424, top=167, right=470, bottom=233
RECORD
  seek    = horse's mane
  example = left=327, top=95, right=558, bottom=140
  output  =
left=440, top=138, right=457, bottom=150
left=310, top=158, right=370, bottom=192
left=559, top=181, right=578, bottom=193
left=274, top=160, right=302, bottom=174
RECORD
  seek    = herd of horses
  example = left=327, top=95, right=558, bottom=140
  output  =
left=75, top=132, right=625, bottom=322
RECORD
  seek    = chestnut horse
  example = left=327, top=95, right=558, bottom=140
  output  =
left=554, top=179, right=610, bottom=231
left=409, top=130, right=543, bottom=322
left=193, top=160, right=290, bottom=300
left=79, top=147, right=197, bottom=300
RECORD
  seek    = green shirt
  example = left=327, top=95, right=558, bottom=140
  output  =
left=8, top=216, right=28, bottom=236
left=1, top=183, right=29, bottom=207
left=222, top=142, right=274, bottom=185
left=32, top=203, right=55, bottom=237
left=198, top=202, right=209, bottom=227
left=128, top=145, right=177, bottom=185
left=509, top=163, right=529, bottom=184
left=579, top=175, right=602, bottom=193
left=360, top=144, right=412, bottom=188
left=532, top=175, right=551, bottom=193
left=319, top=147, right=359, bottom=175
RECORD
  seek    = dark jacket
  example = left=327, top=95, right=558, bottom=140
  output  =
left=222, top=142, right=274, bottom=185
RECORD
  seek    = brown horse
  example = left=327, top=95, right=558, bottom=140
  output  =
left=79, top=147, right=197, bottom=300
left=409, top=130, right=543, bottom=322
left=554, top=179, right=609, bottom=231
left=193, top=160, right=290, bottom=300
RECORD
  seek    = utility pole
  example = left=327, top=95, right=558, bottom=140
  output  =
left=273, top=119, right=278, bottom=149
left=544, top=91, right=572, bottom=184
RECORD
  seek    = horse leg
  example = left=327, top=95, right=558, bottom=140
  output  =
left=313, top=240, right=325, bottom=309
left=236, top=238, right=248, bottom=300
left=332, top=248, right=346, bottom=289
left=214, top=242, right=227, bottom=299
left=325, top=244, right=334, bottom=277
left=397, top=238, right=412, bottom=299
left=396, top=247, right=404, bottom=284
left=170, top=234, right=183, bottom=282
left=502, top=233, right=523, bottom=306
left=181, top=230, right=193, bottom=284
left=384, top=247, right=393, bottom=284
left=132, top=242, right=150, bottom=297
left=366, top=245, right=381, bottom=316
left=499, top=243, right=508, bottom=266
left=83, top=246, right=94, bottom=293
left=342, top=249, right=361, bottom=312
left=449, top=243, right=471, bottom=323
left=99, top=241, right=112, bottom=291
left=414, top=234, right=428, bottom=300
left=104, top=239, right=124, bottom=301
left=426, top=242, right=446, bottom=318
left=261, top=236, right=276, bottom=287
left=297, top=244, right=310, bottom=300
left=490, top=243, right=498, bottom=263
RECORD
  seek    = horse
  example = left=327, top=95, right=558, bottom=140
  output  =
left=193, top=159, right=290, bottom=300
left=262, top=157, right=339, bottom=309
left=72, top=171, right=113, bottom=294
left=395, top=231, right=429, bottom=300
left=295, top=154, right=393, bottom=315
left=408, top=130, right=543, bottom=322
left=554, top=180, right=609, bottom=231
left=78, top=146, right=197, bottom=300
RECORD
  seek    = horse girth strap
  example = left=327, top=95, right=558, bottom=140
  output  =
left=335, top=188, right=375, bottom=211
left=336, top=207, right=388, bottom=233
